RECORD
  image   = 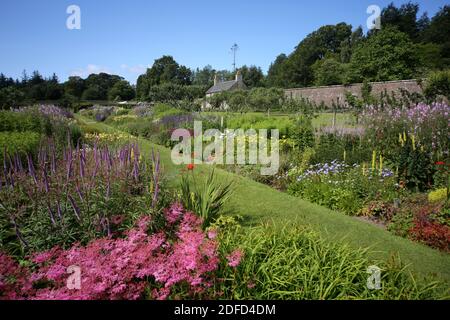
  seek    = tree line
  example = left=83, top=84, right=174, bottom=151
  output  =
left=0, top=71, right=135, bottom=109
left=1, top=2, right=449, bottom=109
left=266, top=3, right=450, bottom=87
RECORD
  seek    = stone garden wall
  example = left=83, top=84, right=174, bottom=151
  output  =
left=284, top=79, right=422, bottom=107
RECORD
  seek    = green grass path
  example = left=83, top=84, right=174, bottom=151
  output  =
left=77, top=115, right=450, bottom=284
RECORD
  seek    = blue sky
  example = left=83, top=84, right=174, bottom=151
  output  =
left=0, top=0, right=447, bottom=83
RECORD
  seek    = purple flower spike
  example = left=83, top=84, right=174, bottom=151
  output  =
left=68, top=195, right=81, bottom=221
left=43, top=167, right=50, bottom=193
left=7, top=155, right=14, bottom=175
left=57, top=201, right=62, bottom=220
left=47, top=204, right=56, bottom=226
left=76, top=183, right=84, bottom=202
left=3, top=148, right=7, bottom=172
left=79, top=154, right=85, bottom=179
left=66, top=157, right=73, bottom=182
left=27, top=154, right=38, bottom=185
left=106, top=177, right=111, bottom=199
left=11, top=218, right=29, bottom=248
left=51, top=143, right=57, bottom=174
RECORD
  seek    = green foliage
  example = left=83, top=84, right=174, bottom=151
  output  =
left=82, top=85, right=104, bottom=101
left=420, top=5, right=450, bottom=67
left=395, top=143, right=435, bottom=192
left=192, top=65, right=215, bottom=87
left=312, top=133, right=370, bottom=165
left=387, top=194, right=447, bottom=244
left=152, top=103, right=186, bottom=118
left=266, top=54, right=288, bottom=87
left=313, top=57, right=347, bottom=86
left=379, top=2, right=422, bottom=41
left=290, top=116, right=315, bottom=151
left=64, top=76, right=86, bottom=99
left=136, top=55, right=192, bottom=99
left=225, top=114, right=295, bottom=138
left=416, top=43, right=445, bottom=72
left=0, top=131, right=41, bottom=159
left=214, top=222, right=447, bottom=299
left=0, top=87, right=25, bottom=109
left=288, top=166, right=397, bottom=215
left=108, top=80, right=135, bottom=101
left=0, top=109, right=81, bottom=152
left=84, top=73, right=123, bottom=100
left=266, top=23, right=354, bottom=88
left=208, top=87, right=284, bottom=112
left=146, top=83, right=207, bottom=103
left=239, top=65, right=265, bottom=88
left=347, top=28, right=420, bottom=82
left=424, top=69, right=450, bottom=100
left=0, top=110, right=51, bottom=134
left=289, top=180, right=363, bottom=214
left=247, top=87, right=284, bottom=111
left=0, top=143, right=156, bottom=255
left=180, top=169, right=233, bottom=228
left=428, top=188, right=448, bottom=203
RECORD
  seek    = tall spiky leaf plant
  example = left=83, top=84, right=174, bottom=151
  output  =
left=180, top=168, right=233, bottom=229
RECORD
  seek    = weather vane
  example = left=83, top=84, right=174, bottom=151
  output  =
left=230, top=43, right=239, bottom=72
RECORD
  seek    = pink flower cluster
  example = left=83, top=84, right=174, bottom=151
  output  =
left=0, top=204, right=223, bottom=300
left=226, top=249, right=244, bottom=268
left=0, top=253, right=33, bottom=300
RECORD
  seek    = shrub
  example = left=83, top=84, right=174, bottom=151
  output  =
left=0, top=87, right=25, bottom=109
left=291, top=116, right=315, bottom=151
left=312, top=131, right=370, bottom=165
left=359, top=200, right=396, bottom=222
left=424, top=69, right=450, bottom=101
left=0, top=132, right=41, bottom=161
left=225, top=114, right=295, bottom=138
left=1, top=106, right=81, bottom=149
left=387, top=194, right=450, bottom=251
left=428, top=188, right=448, bottom=203
left=410, top=210, right=450, bottom=252
left=0, top=110, right=51, bottom=134
left=147, top=84, right=207, bottom=103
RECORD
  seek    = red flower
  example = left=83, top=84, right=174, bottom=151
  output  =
left=187, top=163, right=195, bottom=171
left=435, top=161, right=445, bottom=166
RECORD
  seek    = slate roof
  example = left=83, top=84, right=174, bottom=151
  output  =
left=206, top=80, right=238, bottom=94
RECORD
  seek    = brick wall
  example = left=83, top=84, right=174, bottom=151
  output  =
left=284, top=79, right=423, bottom=107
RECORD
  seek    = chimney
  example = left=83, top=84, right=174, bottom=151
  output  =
left=214, top=74, right=220, bottom=86
left=235, top=69, right=242, bottom=82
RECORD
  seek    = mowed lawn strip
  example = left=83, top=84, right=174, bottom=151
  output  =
left=76, top=115, right=450, bottom=284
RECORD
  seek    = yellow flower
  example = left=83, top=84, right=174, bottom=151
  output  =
left=411, top=134, right=416, bottom=151
left=371, top=150, right=376, bottom=171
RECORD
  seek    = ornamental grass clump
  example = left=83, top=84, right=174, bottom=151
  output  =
left=213, top=220, right=448, bottom=300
